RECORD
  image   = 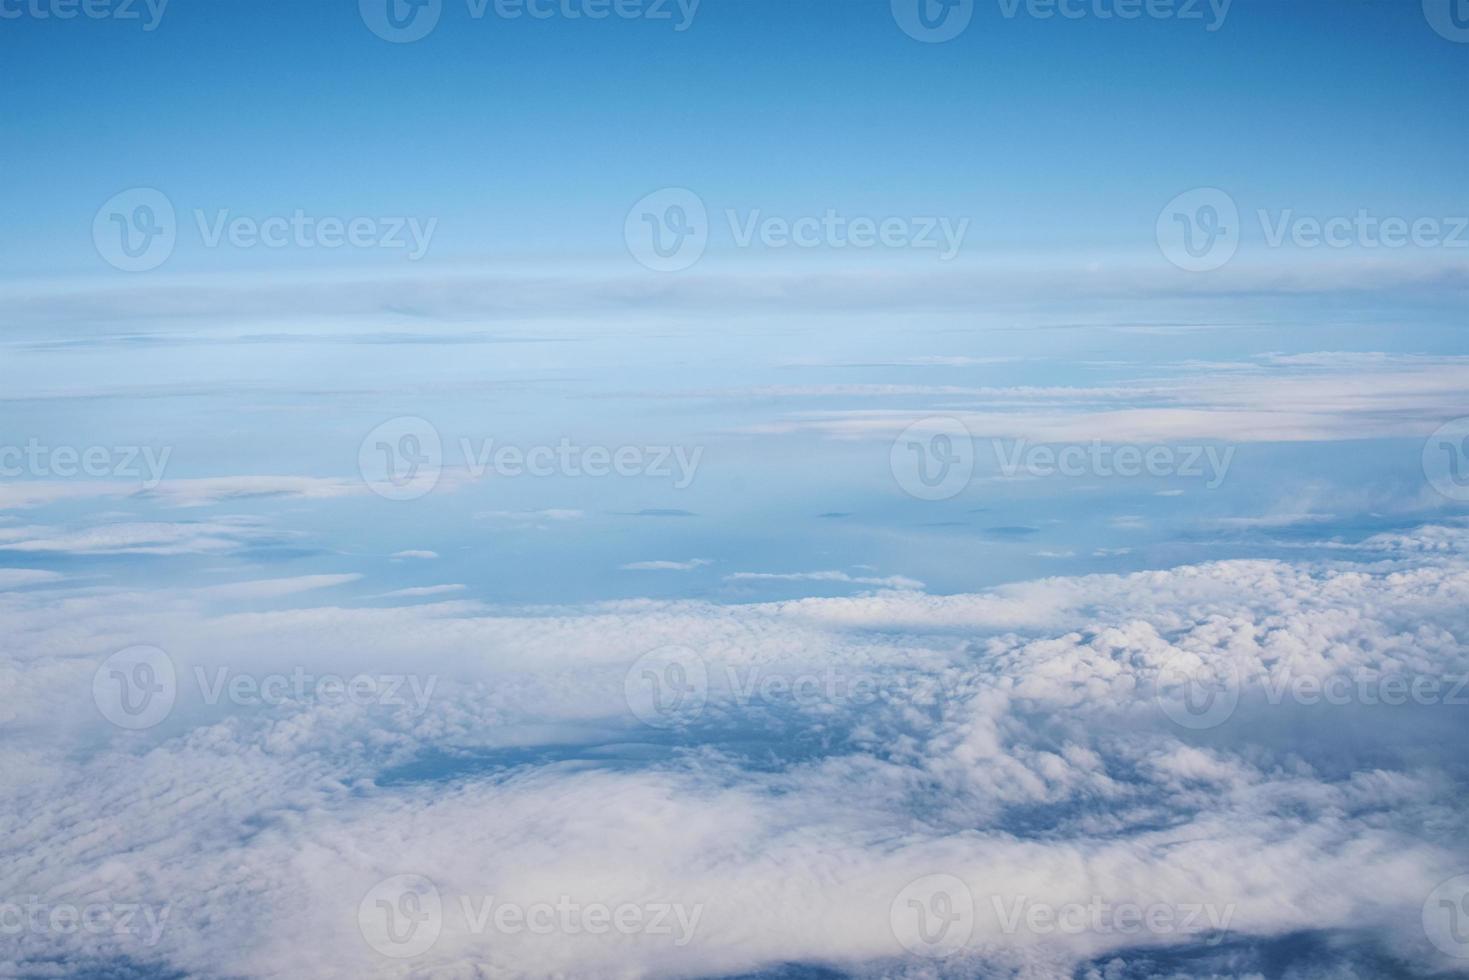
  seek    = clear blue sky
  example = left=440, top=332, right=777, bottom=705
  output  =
left=2, top=0, right=1466, bottom=277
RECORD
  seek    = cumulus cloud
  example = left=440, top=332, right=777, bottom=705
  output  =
left=2, top=524, right=1467, bottom=978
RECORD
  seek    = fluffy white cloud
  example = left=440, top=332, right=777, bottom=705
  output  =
left=1, top=525, right=1466, bottom=978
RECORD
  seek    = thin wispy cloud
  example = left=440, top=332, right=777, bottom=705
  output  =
left=620, top=559, right=713, bottom=571
left=726, top=570, right=924, bottom=590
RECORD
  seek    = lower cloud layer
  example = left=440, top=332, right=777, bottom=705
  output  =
left=2, top=524, right=1468, bottom=978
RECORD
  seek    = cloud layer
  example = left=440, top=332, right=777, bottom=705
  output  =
left=2, top=523, right=1467, bottom=977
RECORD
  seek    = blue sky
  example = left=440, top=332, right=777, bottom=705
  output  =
left=3, top=0, right=1468, bottom=274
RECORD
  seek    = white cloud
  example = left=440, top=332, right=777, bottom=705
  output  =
left=0, top=569, right=65, bottom=588
left=374, top=584, right=468, bottom=599
left=0, top=474, right=490, bottom=514
left=0, top=476, right=367, bottom=512
left=727, top=570, right=925, bottom=590
left=2, top=524, right=1467, bottom=977
left=744, top=355, right=1469, bottom=445
left=1211, top=513, right=1337, bottom=529
left=620, top=559, right=713, bottom=571
left=193, top=574, right=363, bottom=600
left=4, top=260, right=1466, bottom=340
left=0, top=518, right=286, bottom=556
